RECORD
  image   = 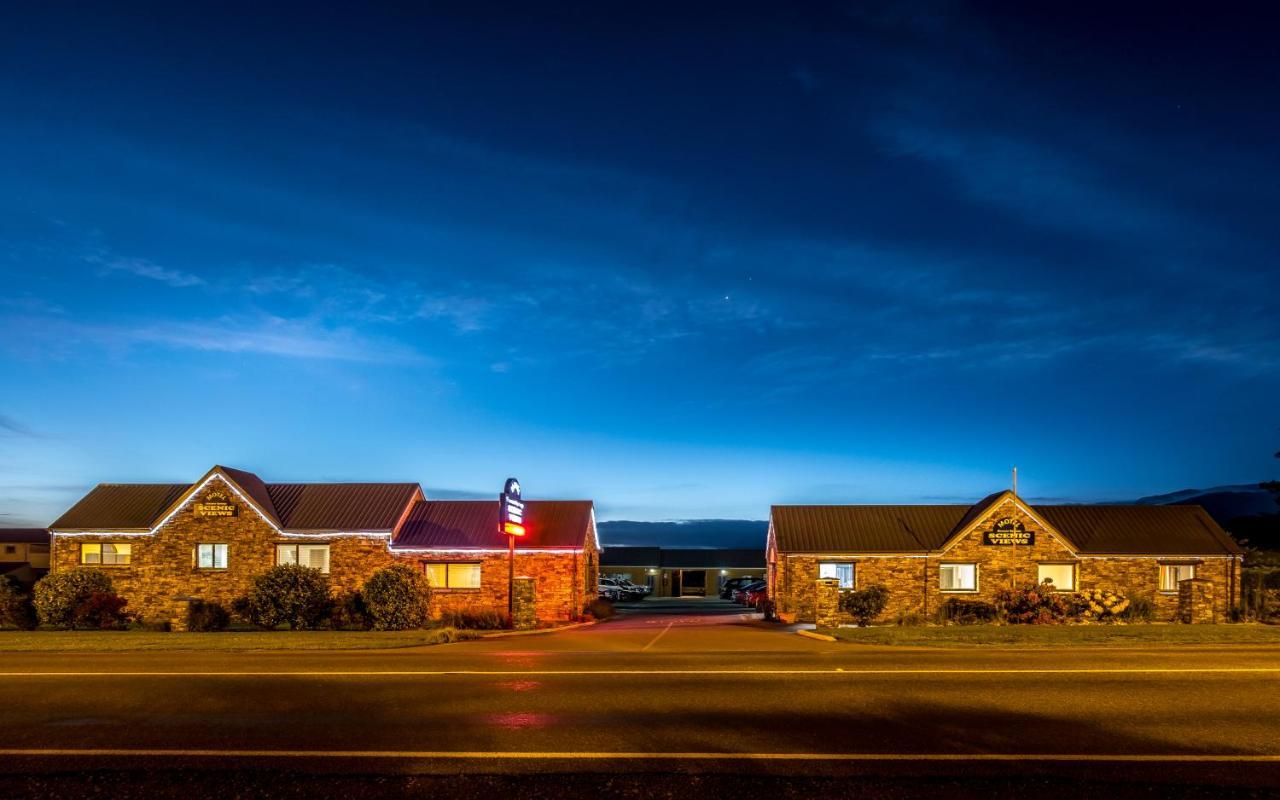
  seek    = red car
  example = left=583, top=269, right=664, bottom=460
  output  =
left=731, top=580, right=765, bottom=604
left=742, top=583, right=769, bottom=610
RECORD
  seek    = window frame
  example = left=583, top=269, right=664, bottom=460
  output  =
left=423, top=561, right=483, bottom=590
left=817, top=561, right=856, bottom=590
left=1159, top=563, right=1196, bottom=593
left=80, top=542, right=132, bottom=566
left=1036, top=562, right=1077, bottom=592
left=196, top=543, right=229, bottom=570
left=275, top=543, right=331, bottom=574
left=939, top=562, right=979, bottom=593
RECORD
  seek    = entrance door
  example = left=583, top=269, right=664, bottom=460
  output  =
left=679, top=569, right=707, bottom=597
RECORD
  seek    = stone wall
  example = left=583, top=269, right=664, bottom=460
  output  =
left=773, top=498, right=1241, bottom=625
left=394, top=549, right=589, bottom=624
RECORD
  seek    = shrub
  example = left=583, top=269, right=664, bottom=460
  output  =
left=329, top=591, right=371, bottom=630
left=0, top=577, right=37, bottom=630
left=583, top=598, right=615, bottom=620
left=33, top=569, right=116, bottom=629
left=994, top=583, right=1074, bottom=625
left=440, top=608, right=512, bottom=629
left=240, top=564, right=331, bottom=630
left=839, top=585, right=890, bottom=626
left=894, top=610, right=926, bottom=627
left=937, top=597, right=999, bottom=625
left=1075, top=588, right=1130, bottom=623
left=1120, top=595, right=1155, bottom=623
left=72, top=591, right=131, bottom=630
left=187, top=600, right=231, bottom=632
left=362, top=565, right=432, bottom=631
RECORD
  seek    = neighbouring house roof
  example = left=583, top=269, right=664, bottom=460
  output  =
left=49, top=466, right=421, bottom=533
left=771, top=497, right=1243, bottom=557
left=393, top=500, right=594, bottom=550
left=0, top=528, right=51, bottom=545
left=601, top=547, right=765, bottom=569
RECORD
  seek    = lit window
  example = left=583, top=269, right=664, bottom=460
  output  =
left=1037, top=563, right=1076, bottom=591
left=1160, top=564, right=1196, bottom=592
left=197, top=544, right=228, bottom=569
left=423, top=562, right=481, bottom=589
left=818, top=562, right=855, bottom=589
left=940, top=563, right=977, bottom=592
left=80, top=543, right=132, bottom=565
left=276, top=544, right=330, bottom=574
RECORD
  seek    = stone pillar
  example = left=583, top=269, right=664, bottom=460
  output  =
left=815, top=578, right=841, bottom=629
left=1178, top=578, right=1215, bottom=624
left=169, top=596, right=194, bottom=632
left=512, top=577, right=537, bottom=630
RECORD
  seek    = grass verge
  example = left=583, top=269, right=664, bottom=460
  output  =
left=821, top=623, right=1280, bottom=647
left=0, top=627, right=484, bottom=652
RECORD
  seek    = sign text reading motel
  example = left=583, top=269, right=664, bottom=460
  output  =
left=983, top=517, right=1033, bottom=546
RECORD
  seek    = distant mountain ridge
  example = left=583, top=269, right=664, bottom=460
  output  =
left=1131, top=484, right=1277, bottom=525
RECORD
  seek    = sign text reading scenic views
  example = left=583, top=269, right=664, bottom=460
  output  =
left=983, top=517, right=1033, bottom=546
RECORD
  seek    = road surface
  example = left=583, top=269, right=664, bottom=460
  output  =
left=2, top=598, right=1278, bottom=797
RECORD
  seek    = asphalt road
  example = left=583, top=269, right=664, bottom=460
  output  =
left=3, top=598, right=1280, bottom=797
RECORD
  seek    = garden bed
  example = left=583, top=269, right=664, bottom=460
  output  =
left=820, top=623, right=1280, bottom=647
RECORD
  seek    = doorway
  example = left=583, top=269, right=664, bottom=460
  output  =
left=675, top=569, right=707, bottom=597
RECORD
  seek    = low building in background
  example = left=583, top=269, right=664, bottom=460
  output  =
left=47, top=465, right=599, bottom=626
left=601, top=546, right=764, bottom=597
left=0, top=528, right=51, bottom=587
left=769, top=490, right=1244, bottom=624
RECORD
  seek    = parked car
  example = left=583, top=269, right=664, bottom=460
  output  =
left=719, top=577, right=759, bottom=600
left=742, top=584, right=769, bottom=610
left=600, top=577, right=646, bottom=602
left=732, top=580, right=766, bottom=604
left=613, top=577, right=652, bottom=598
left=597, top=582, right=621, bottom=601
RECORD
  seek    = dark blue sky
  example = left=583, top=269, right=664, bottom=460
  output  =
left=2, top=2, right=1277, bottom=529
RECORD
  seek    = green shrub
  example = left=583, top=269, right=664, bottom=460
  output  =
left=0, top=577, right=37, bottom=630
left=440, top=608, right=511, bottom=629
left=362, top=565, right=432, bottom=631
left=33, top=569, right=116, bottom=629
left=187, top=600, right=231, bottom=632
left=72, top=592, right=131, bottom=630
left=838, top=585, right=890, bottom=626
left=240, top=564, right=331, bottom=630
left=937, top=597, right=999, bottom=625
left=894, top=610, right=926, bottom=627
left=1120, top=595, right=1155, bottom=623
left=994, top=583, right=1073, bottom=624
left=1075, top=588, right=1130, bottom=623
left=584, top=598, right=615, bottom=620
left=329, top=591, right=371, bottom=630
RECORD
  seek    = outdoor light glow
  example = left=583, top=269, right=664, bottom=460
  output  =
left=503, top=522, right=526, bottom=536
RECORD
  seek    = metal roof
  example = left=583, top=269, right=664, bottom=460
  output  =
left=771, top=499, right=1243, bottom=556
left=393, top=500, right=594, bottom=550
left=0, top=528, right=51, bottom=544
left=50, top=484, right=190, bottom=531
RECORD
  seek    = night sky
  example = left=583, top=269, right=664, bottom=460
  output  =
left=2, top=3, right=1277, bottom=533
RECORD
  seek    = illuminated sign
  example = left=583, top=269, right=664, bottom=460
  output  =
left=194, top=489, right=238, bottom=518
left=983, top=517, right=1032, bottom=546
left=499, top=477, right=524, bottom=537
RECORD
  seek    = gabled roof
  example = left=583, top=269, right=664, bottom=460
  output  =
left=50, top=466, right=421, bottom=534
left=771, top=495, right=1243, bottom=557
left=0, top=528, right=51, bottom=545
left=393, top=500, right=594, bottom=550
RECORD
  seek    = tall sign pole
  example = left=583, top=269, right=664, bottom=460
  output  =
left=499, top=477, right=525, bottom=619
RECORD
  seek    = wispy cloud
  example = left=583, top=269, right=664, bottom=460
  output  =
left=90, top=254, right=206, bottom=287
left=0, top=414, right=37, bottom=437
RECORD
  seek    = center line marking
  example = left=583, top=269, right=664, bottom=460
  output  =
left=641, top=623, right=674, bottom=652
left=0, top=667, right=1277, bottom=677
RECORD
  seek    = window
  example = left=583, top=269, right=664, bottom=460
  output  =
left=197, top=544, right=228, bottom=569
left=818, top=562, right=855, bottom=589
left=939, top=563, right=977, bottom=592
left=3, top=545, right=15, bottom=555
left=423, top=562, right=482, bottom=589
left=81, top=543, right=131, bottom=565
left=276, top=544, right=330, bottom=574
left=1037, top=563, right=1076, bottom=591
left=1160, top=564, right=1196, bottom=592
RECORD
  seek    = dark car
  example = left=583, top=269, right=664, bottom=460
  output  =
left=732, top=580, right=766, bottom=604
left=719, top=577, right=759, bottom=600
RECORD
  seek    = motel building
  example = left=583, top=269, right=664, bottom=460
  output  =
left=601, top=547, right=765, bottom=597
left=47, top=465, right=600, bottom=628
left=768, top=490, right=1244, bottom=625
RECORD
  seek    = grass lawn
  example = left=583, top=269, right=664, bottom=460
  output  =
left=0, top=627, right=484, bottom=652
left=821, top=623, right=1280, bottom=647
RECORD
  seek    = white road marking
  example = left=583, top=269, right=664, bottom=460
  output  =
left=640, top=622, right=674, bottom=652
left=0, top=667, right=1276, bottom=677
left=0, top=749, right=1277, bottom=762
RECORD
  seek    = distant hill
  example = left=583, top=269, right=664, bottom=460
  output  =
left=1132, top=484, right=1278, bottom=524
left=598, top=519, right=768, bottom=549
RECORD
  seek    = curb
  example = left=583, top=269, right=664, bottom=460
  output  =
left=796, top=629, right=837, bottom=642
left=480, top=619, right=600, bottom=639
